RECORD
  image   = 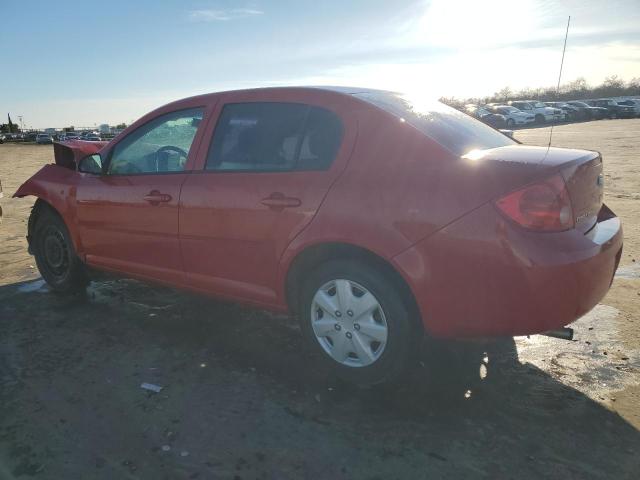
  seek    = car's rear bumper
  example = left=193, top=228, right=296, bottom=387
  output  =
left=393, top=203, right=623, bottom=338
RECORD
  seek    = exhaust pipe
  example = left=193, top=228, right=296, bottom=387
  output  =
left=540, top=327, right=574, bottom=341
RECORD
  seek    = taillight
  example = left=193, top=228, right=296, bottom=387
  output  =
left=495, top=174, right=574, bottom=231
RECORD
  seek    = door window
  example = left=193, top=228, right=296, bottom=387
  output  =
left=108, top=108, right=204, bottom=175
left=205, top=102, right=343, bottom=172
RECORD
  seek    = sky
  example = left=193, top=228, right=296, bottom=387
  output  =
left=1, top=0, right=639, bottom=128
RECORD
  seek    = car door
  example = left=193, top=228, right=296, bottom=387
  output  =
left=179, top=94, right=357, bottom=306
left=75, top=107, right=207, bottom=284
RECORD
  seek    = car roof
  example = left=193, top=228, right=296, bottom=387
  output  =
left=162, top=86, right=396, bottom=108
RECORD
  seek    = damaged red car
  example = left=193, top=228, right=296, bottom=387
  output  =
left=15, top=87, right=623, bottom=385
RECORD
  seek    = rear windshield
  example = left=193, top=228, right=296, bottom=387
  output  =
left=355, top=91, right=515, bottom=156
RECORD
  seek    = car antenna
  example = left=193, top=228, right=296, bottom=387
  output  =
left=547, top=16, right=571, bottom=151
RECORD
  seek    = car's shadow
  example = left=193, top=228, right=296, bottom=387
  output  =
left=1, top=278, right=639, bottom=478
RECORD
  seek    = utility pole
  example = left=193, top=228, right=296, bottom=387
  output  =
left=18, top=116, right=24, bottom=132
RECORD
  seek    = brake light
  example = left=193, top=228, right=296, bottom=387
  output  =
left=495, top=174, right=574, bottom=231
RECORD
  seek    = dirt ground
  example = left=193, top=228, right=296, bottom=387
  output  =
left=1, top=120, right=639, bottom=479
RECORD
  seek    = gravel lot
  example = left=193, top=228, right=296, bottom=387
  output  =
left=1, top=120, right=639, bottom=479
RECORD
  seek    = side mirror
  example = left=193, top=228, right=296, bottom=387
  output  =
left=78, top=154, right=103, bottom=174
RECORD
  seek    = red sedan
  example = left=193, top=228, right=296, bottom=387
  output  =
left=15, top=87, right=623, bottom=385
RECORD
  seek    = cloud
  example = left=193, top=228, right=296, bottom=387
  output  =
left=188, top=8, right=263, bottom=22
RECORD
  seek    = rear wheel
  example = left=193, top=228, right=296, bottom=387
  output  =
left=32, top=208, right=88, bottom=294
left=299, top=260, right=419, bottom=386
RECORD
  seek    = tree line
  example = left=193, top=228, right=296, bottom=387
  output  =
left=440, top=75, right=640, bottom=108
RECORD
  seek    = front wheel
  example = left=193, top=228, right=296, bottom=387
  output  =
left=32, top=208, right=88, bottom=294
left=506, top=118, right=515, bottom=128
left=299, top=260, right=419, bottom=386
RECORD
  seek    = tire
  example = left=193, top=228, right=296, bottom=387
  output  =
left=32, top=207, right=88, bottom=294
left=299, top=260, right=419, bottom=386
left=506, top=118, right=515, bottom=128
left=535, top=114, right=544, bottom=124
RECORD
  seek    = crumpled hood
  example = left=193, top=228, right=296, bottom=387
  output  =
left=53, top=140, right=108, bottom=169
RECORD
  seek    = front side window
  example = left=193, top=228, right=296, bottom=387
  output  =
left=108, top=108, right=204, bottom=175
left=205, top=102, right=343, bottom=172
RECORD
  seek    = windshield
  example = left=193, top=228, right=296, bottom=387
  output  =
left=355, top=91, right=515, bottom=156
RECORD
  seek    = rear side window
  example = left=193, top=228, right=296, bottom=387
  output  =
left=356, top=92, right=515, bottom=156
left=205, top=102, right=343, bottom=172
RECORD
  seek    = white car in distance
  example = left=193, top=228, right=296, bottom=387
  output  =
left=487, top=105, right=535, bottom=127
left=509, top=100, right=563, bottom=124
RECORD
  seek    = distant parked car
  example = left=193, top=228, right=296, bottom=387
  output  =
left=84, top=135, right=102, bottom=141
left=545, top=102, right=580, bottom=122
left=36, top=134, right=53, bottom=145
left=64, top=133, right=80, bottom=141
left=509, top=100, right=563, bottom=124
left=487, top=105, right=535, bottom=127
left=464, top=105, right=507, bottom=129
left=616, top=99, right=640, bottom=117
left=80, top=131, right=100, bottom=139
left=565, top=101, right=607, bottom=120
left=588, top=99, right=635, bottom=119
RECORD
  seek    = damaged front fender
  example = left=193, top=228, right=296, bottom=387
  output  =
left=14, top=164, right=83, bottom=253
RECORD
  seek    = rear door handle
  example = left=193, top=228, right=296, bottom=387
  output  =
left=144, top=190, right=172, bottom=204
left=261, top=192, right=301, bottom=209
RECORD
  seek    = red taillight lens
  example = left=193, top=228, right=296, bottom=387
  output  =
left=495, top=174, right=574, bottom=231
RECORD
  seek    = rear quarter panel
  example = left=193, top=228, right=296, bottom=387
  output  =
left=284, top=108, right=562, bottom=262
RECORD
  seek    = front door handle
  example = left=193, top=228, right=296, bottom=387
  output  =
left=144, top=190, right=172, bottom=204
left=261, top=192, right=302, bottom=209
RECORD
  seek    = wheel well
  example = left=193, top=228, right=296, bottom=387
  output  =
left=285, top=243, right=423, bottom=332
left=27, top=199, right=59, bottom=251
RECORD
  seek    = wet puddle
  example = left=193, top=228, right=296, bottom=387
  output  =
left=615, top=263, right=640, bottom=280
left=515, top=305, right=640, bottom=401
left=15, top=278, right=48, bottom=294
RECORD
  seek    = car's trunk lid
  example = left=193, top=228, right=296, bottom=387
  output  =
left=561, top=153, right=604, bottom=233
left=462, top=145, right=604, bottom=233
